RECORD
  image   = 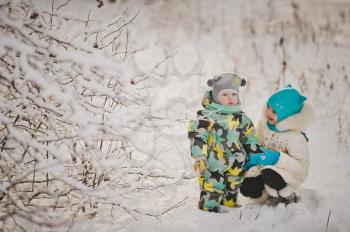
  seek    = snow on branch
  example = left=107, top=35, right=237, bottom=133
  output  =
left=0, top=1, right=188, bottom=230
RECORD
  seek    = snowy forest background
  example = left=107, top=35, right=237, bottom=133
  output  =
left=0, top=0, right=350, bottom=231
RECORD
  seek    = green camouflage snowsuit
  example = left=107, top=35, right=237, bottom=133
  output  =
left=188, top=91, right=263, bottom=211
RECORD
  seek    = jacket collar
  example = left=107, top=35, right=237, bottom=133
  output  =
left=201, top=91, right=242, bottom=115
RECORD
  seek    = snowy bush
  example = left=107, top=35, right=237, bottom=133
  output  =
left=0, top=1, right=190, bottom=230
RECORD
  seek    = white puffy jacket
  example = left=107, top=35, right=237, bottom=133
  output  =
left=245, top=102, right=314, bottom=198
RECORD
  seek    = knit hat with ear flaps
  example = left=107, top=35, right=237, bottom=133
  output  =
left=207, top=73, right=246, bottom=103
left=267, top=85, right=307, bottom=123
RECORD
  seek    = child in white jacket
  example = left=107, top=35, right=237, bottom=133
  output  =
left=240, top=85, right=314, bottom=204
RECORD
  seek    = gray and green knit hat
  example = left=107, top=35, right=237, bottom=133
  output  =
left=207, top=73, right=246, bottom=103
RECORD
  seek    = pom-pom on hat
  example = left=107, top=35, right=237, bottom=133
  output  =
left=207, top=73, right=246, bottom=103
left=267, top=84, right=307, bottom=122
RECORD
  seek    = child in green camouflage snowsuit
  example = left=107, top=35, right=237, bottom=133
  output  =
left=188, top=73, right=265, bottom=212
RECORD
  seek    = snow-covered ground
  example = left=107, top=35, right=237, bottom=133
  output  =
left=68, top=119, right=350, bottom=232
left=4, top=0, right=350, bottom=231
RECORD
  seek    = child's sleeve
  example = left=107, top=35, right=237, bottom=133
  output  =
left=188, top=119, right=211, bottom=159
left=239, top=115, right=264, bottom=157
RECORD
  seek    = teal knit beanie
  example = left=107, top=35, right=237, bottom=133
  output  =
left=267, top=85, right=307, bottom=122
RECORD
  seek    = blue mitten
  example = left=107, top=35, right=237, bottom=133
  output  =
left=244, top=148, right=280, bottom=170
left=243, top=159, right=256, bottom=170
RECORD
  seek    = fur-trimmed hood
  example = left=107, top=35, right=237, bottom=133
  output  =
left=262, top=101, right=315, bottom=132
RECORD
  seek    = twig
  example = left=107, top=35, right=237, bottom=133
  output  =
left=0, top=2, right=10, bottom=8
left=254, top=213, right=260, bottom=220
left=50, top=0, right=55, bottom=30
left=31, top=161, right=36, bottom=192
left=159, top=196, right=189, bottom=215
left=107, top=8, right=129, bottom=27
left=102, top=10, right=140, bottom=40
left=122, top=207, right=138, bottom=221
left=325, top=210, right=331, bottom=232
left=56, top=0, right=71, bottom=11
left=86, top=9, right=91, bottom=27
left=99, top=40, right=114, bottom=50
left=10, top=215, right=27, bottom=232
left=42, top=11, right=87, bottom=22
left=123, top=28, right=129, bottom=60
left=110, top=204, right=115, bottom=218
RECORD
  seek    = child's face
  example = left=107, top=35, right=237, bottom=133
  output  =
left=265, top=104, right=278, bottom=125
left=218, top=90, right=238, bottom=106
